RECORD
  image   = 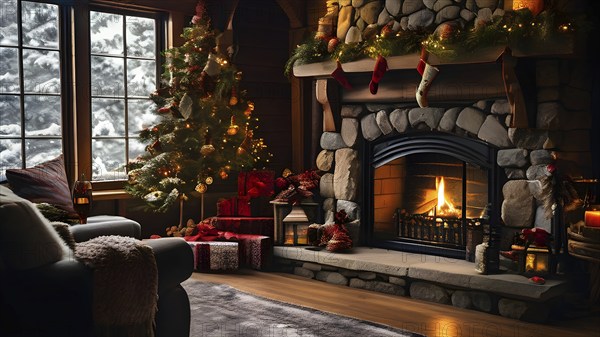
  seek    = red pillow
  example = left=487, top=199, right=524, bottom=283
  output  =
left=5, top=155, right=77, bottom=218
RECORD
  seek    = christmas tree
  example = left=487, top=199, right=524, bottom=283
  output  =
left=126, top=2, right=271, bottom=212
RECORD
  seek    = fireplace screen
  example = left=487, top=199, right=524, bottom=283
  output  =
left=373, top=153, right=488, bottom=250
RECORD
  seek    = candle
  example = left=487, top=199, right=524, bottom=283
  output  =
left=585, top=210, right=600, bottom=228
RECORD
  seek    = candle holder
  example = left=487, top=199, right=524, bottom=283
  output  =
left=72, top=174, right=93, bottom=224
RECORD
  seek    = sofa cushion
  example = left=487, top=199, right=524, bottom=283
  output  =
left=5, top=154, right=77, bottom=218
left=70, top=215, right=142, bottom=242
left=0, top=185, right=72, bottom=270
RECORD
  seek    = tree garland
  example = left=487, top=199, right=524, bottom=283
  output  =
left=285, top=8, right=585, bottom=77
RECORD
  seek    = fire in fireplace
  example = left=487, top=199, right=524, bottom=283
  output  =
left=364, top=132, right=503, bottom=259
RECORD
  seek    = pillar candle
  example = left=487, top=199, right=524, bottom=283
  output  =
left=584, top=210, right=600, bottom=228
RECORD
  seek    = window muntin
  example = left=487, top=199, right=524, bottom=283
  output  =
left=0, top=0, right=62, bottom=179
left=0, top=1, right=164, bottom=183
left=89, top=10, right=159, bottom=181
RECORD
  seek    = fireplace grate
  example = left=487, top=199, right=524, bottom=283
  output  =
left=395, top=209, right=483, bottom=249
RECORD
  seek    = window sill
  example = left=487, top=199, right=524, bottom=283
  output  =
left=92, top=189, right=131, bottom=201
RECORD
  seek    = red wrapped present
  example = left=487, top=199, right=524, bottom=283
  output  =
left=216, top=196, right=251, bottom=217
left=204, top=216, right=274, bottom=237
left=238, top=170, right=274, bottom=199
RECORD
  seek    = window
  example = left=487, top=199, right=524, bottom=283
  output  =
left=0, top=0, right=64, bottom=178
left=0, top=0, right=165, bottom=185
left=88, top=10, right=160, bottom=181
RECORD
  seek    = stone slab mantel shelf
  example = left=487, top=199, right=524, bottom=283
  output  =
left=274, top=246, right=570, bottom=302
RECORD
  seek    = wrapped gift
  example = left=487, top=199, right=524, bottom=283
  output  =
left=188, top=241, right=239, bottom=272
left=238, top=170, right=275, bottom=198
left=235, top=234, right=272, bottom=270
left=238, top=170, right=275, bottom=216
left=216, top=196, right=251, bottom=217
left=205, top=216, right=274, bottom=237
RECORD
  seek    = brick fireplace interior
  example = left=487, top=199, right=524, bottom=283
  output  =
left=368, top=132, right=499, bottom=259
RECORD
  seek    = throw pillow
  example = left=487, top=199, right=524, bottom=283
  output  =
left=0, top=185, right=72, bottom=270
left=5, top=154, right=77, bottom=218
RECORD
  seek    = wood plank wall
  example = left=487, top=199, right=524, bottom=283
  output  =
left=233, top=0, right=292, bottom=175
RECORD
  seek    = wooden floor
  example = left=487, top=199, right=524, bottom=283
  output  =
left=191, top=270, right=600, bottom=337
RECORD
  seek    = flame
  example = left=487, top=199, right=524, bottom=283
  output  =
left=435, top=177, right=459, bottom=217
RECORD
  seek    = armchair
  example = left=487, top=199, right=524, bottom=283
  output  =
left=0, top=186, right=193, bottom=337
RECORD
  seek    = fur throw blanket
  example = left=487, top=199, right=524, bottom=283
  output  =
left=75, top=236, right=158, bottom=337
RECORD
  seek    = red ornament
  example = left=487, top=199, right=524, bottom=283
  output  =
left=158, top=106, right=171, bottom=113
left=520, top=228, right=552, bottom=247
left=381, top=22, right=394, bottom=38
left=529, top=276, right=546, bottom=284
left=434, top=22, right=458, bottom=40
left=327, top=37, right=339, bottom=53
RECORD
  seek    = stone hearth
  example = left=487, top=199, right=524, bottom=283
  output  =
left=274, top=246, right=574, bottom=323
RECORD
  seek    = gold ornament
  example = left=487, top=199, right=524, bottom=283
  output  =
left=205, top=176, right=213, bottom=185
left=229, top=86, right=238, bottom=105
left=244, top=102, right=254, bottom=117
left=237, top=129, right=253, bottom=156
left=219, top=168, right=228, bottom=180
left=227, top=116, right=239, bottom=135
left=195, top=183, right=207, bottom=193
left=200, top=129, right=215, bottom=156
left=282, top=168, right=293, bottom=178
left=200, top=144, right=215, bottom=156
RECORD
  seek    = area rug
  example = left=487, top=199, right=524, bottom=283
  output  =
left=182, top=279, right=423, bottom=337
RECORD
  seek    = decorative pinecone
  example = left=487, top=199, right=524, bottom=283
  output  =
left=326, top=225, right=353, bottom=252
left=319, top=223, right=336, bottom=246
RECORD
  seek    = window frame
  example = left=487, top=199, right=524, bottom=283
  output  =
left=74, top=4, right=168, bottom=190
left=0, top=0, right=74, bottom=179
left=2, top=0, right=179, bottom=191
left=72, top=2, right=167, bottom=190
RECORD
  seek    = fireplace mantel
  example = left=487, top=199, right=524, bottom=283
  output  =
left=292, top=42, right=574, bottom=78
left=292, top=46, right=505, bottom=78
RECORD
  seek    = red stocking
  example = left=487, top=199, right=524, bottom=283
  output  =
left=331, top=61, right=352, bottom=90
left=369, top=55, right=388, bottom=95
left=417, top=47, right=428, bottom=76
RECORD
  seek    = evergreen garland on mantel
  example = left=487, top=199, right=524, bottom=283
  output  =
left=285, top=7, right=586, bottom=77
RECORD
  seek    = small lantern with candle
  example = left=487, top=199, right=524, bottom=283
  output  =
left=511, top=227, right=555, bottom=276
left=282, top=205, right=310, bottom=245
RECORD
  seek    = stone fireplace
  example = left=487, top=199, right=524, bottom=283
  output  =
left=274, top=0, right=596, bottom=322
left=315, top=79, right=592, bottom=258
left=295, top=1, right=594, bottom=263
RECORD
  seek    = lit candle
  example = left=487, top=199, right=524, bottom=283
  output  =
left=585, top=210, right=600, bottom=228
